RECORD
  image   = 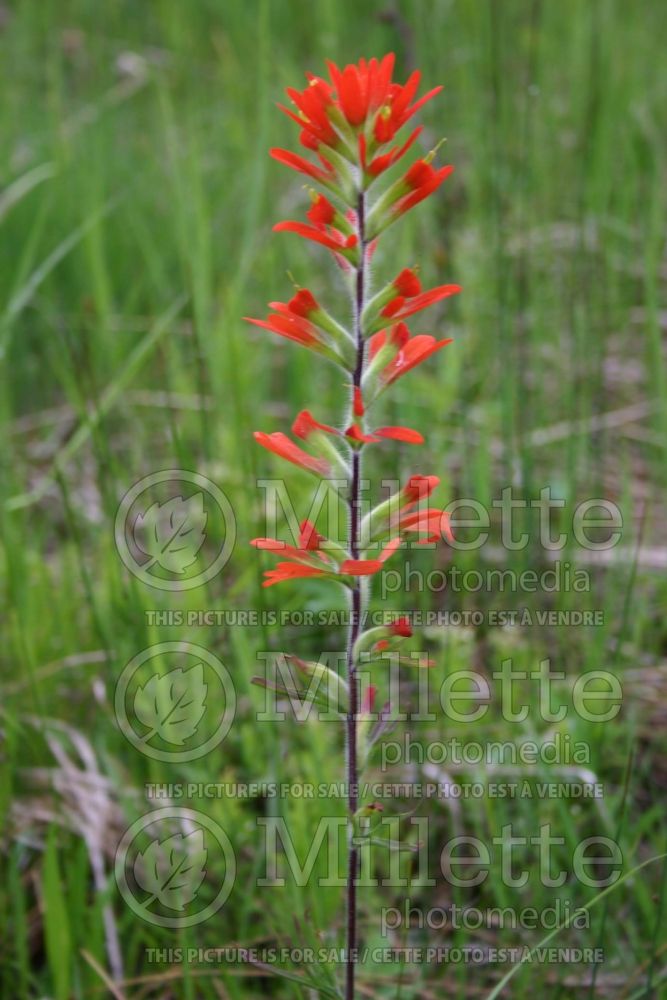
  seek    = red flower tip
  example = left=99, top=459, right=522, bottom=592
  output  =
left=307, top=193, right=336, bottom=226
left=374, top=426, right=424, bottom=444
left=299, top=519, right=324, bottom=550
left=390, top=616, right=412, bottom=638
left=404, top=474, right=440, bottom=503
left=340, top=558, right=385, bottom=576
left=292, top=409, right=337, bottom=440
left=288, top=288, right=319, bottom=317
left=391, top=321, right=410, bottom=348
left=361, top=684, right=377, bottom=714
left=353, top=386, right=365, bottom=417
left=394, top=267, right=422, bottom=298
left=345, top=423, right=379, bottom=443
left=394, top=162, right=454, bottom=216
left=405, top=159, right=436, bottom=189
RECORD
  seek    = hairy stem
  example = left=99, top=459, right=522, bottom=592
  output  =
left=345, top=188, right=366, bottom=1000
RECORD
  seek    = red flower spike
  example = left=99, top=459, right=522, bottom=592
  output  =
left=254, top=431, right=331, bottom=476
left=253, top=63, right=460, bottom=988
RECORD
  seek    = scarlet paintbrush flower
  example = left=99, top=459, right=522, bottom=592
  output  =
left=390, top=617, right=413, bottom=637
left=381, top=283, right=462, bottom=321
left=246, top=292, right=353, bottom=366
left=393, top=267, right=422, bottom=298
left=292, top=409, right=338, bottom=440
left=366, top=322, right=453, bottom=386
left=307, top=193, right=337, bottom=226
left=253, top=431, right=331, bottom=477
left=252, top=57, right=459, bottom=1000
left=278, top=79, right=337, bottom=151
left=285, top=288, right=319, bottom=317
left=274, top=219, right=359, bottom=259
left=395, top=507, right=454, bottom=543
left=373, top=71, right=443, bottom=142
left=359, top=126, right=423, bottom=178
left=393, top=159, right=454, bottom=216
left=269, top=148, right=338, bottom=187
left=252, top=524, right=398, bottom=588
left=244, top=310, right=318, bottom=348
left=382, top=334, right=453, bottom=384
left=326, top=55, right=397, bottom=127
left=373, top=426, right=424, bottom=443
left=402, top=473, right=440, bottom=504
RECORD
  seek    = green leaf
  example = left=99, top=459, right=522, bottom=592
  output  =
left=42, top=827, right=71, bottom=1000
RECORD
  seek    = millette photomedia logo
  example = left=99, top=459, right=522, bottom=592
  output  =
left=115, top=808, right=236, bottom=928
left=114, top=470, right=236, bottom=590
left=115, top=641, right=236, bottom=762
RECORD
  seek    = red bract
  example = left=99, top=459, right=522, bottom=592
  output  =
left=253, top=431, right=331, bottom=476
left=381, top=283, right=462, bottom=321
left=307, top=193, right=337, bottom=226
left=269, top=148, right=337, bottom=186
left=395, top=507, right=454, bottom=543
left=393, top=268, right=422, bottom=298
left=279, top=55, right=442, bottom=147
left=402, top=474, right=440, bottom=504
left=245, top=311, right=319, bottom=348
left=373, top=71, right=443, bottom=142
left=278, top=78, right=337, bottom=151
left=252, top=525, right=398, bottom=588
left=390, top=617, right=413, bottom=637
left=359, top=126, right=423, bottom=177
left=274, top=220, right=358, bottom=258
left=393, top=160, right=454, bottom=216
left=369, top=323, right=453, bottom=384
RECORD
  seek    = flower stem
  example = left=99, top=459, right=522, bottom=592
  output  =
left=345, top=188, right=366, bottom=1000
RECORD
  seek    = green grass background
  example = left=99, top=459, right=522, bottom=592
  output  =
left=1, top=0, right=666, bottom=997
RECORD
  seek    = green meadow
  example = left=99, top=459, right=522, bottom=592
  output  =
left=1, top=1, right=666, bottom=997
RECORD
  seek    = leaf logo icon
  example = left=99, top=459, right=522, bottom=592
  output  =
left=134, top=830, right=207, bottom=910
left=134, top=664, right=207, bottom=745
left=133, top=494, right=207, bottom=575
